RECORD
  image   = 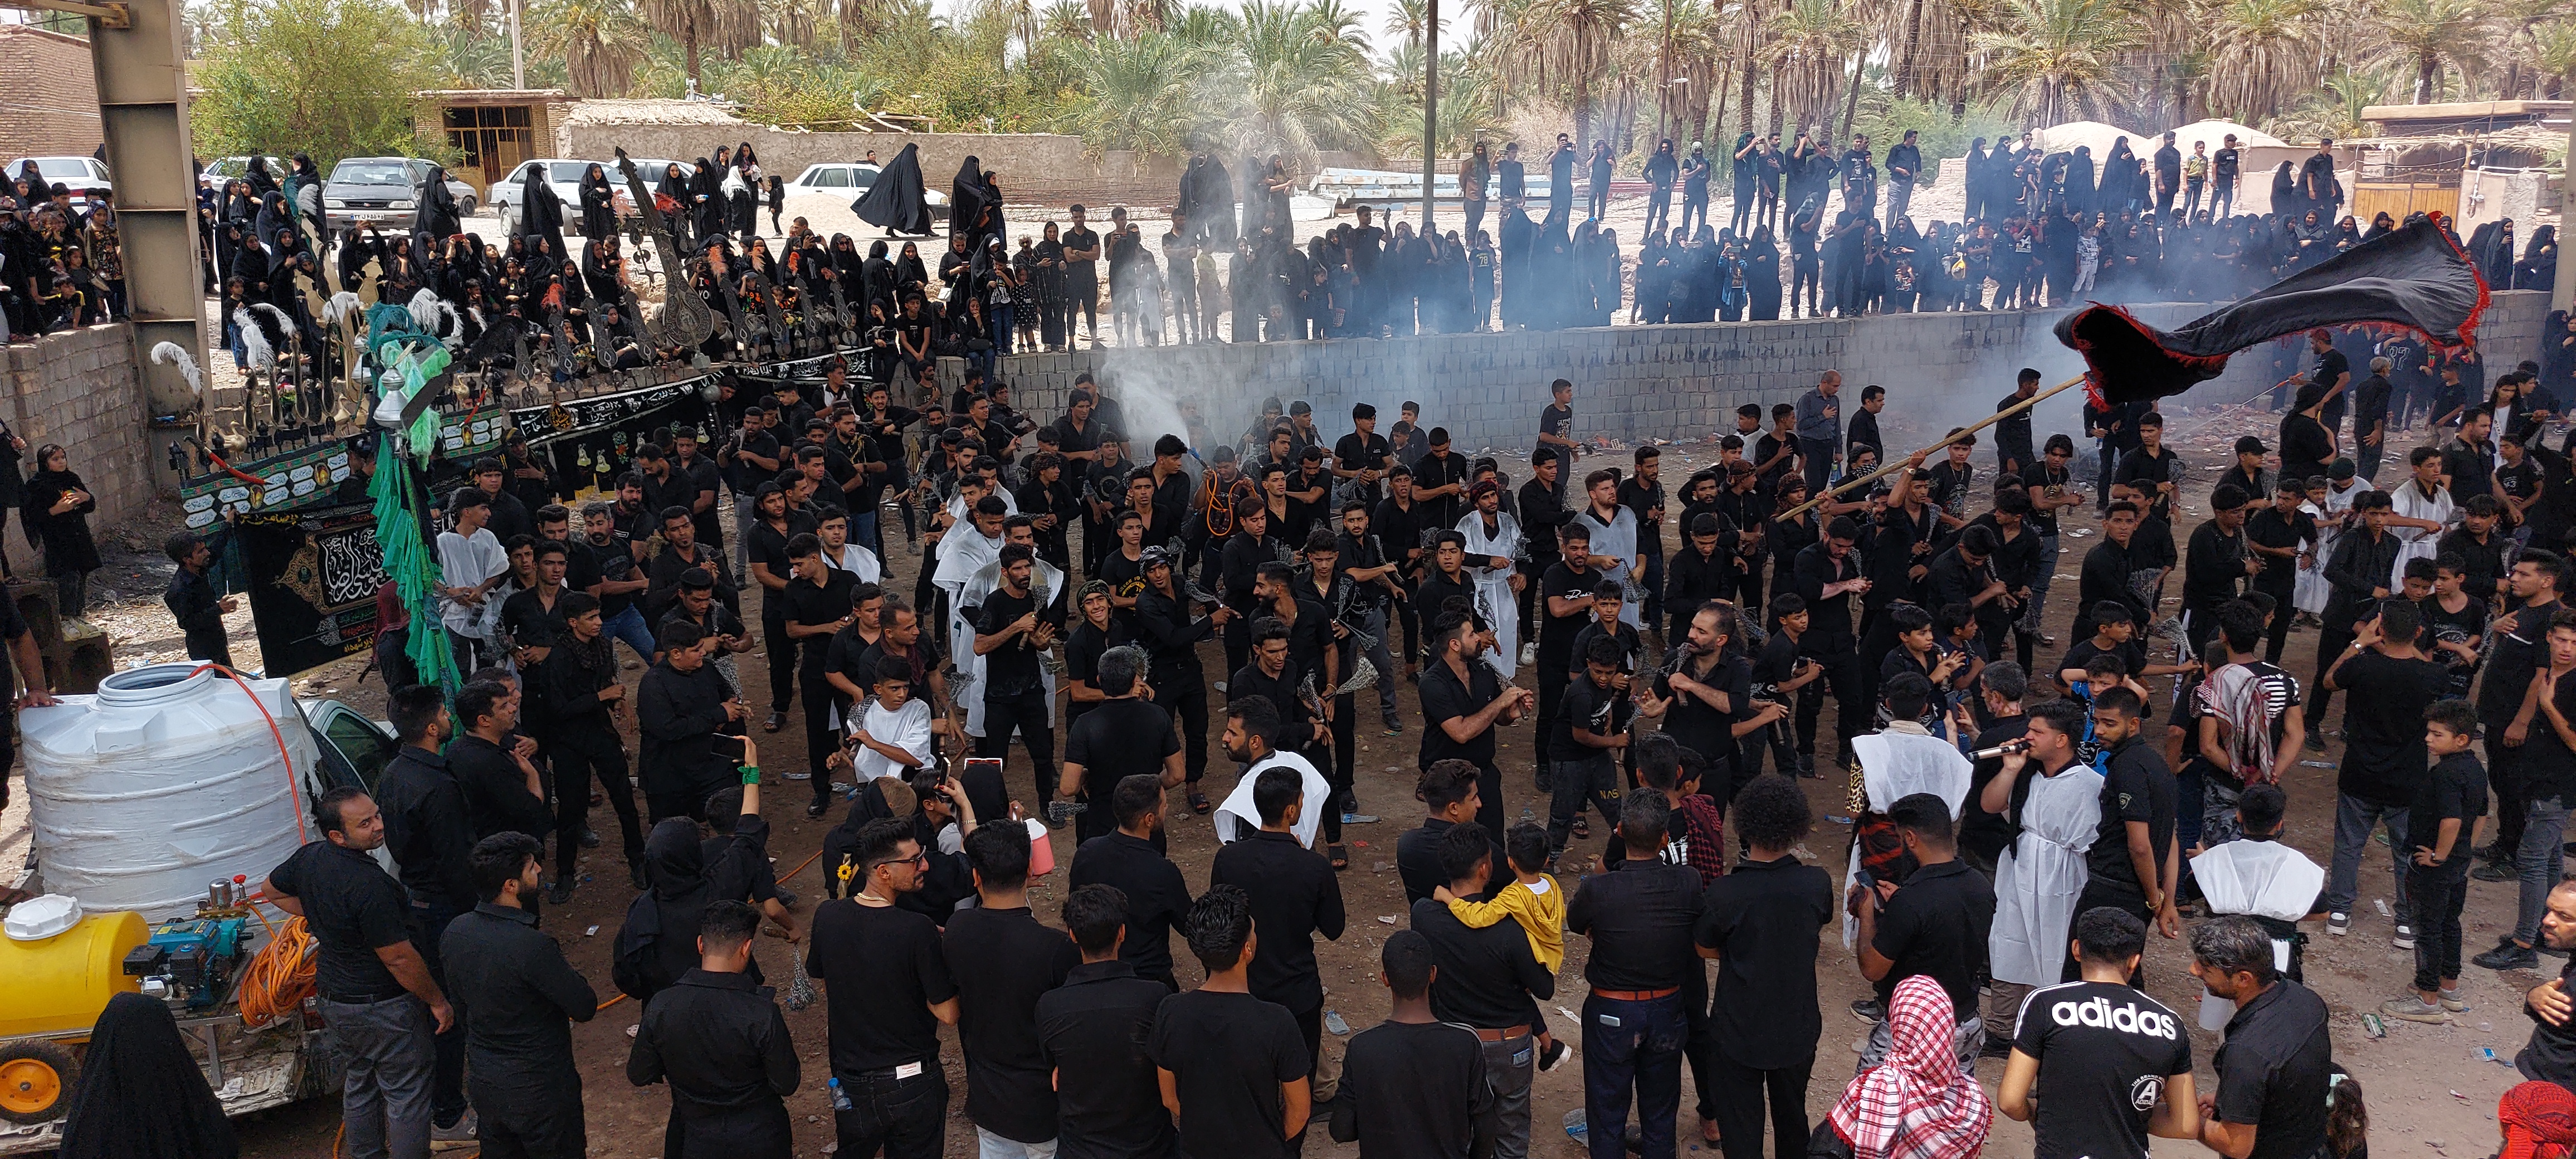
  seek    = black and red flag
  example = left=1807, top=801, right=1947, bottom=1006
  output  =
left=2055, top=216, right=2489, bottom=405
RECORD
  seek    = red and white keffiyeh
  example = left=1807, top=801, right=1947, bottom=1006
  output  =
left=1828, top=976, right=1993, bottom=1159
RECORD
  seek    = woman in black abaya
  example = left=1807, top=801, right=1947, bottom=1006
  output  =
left=577, top=163, right=617, bottom=242
left=655, top=162, right=695, bottom=248
left=689, top=157, right=724, bottom=246
left=1746, top=224, right=1783, bottom=320
left=2520, top=225, right=2560, bottom=291
left=2268, top=162, right=2299, bottom=219
left=24, top=444, right=99, bottom=617
left=58, top=992, right=236, bottom=1159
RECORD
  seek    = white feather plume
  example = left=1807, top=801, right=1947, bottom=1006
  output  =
left=149, top=341, right=204, bottom=398
left=324, top=290, right=362, bottom=327
left=232, top=306, right=274, bottom=370
left=407, top=288, right=446, bottom=334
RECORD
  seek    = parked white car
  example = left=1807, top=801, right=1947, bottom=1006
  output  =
left=489, top=158, right=693, bottom=231
left=5, top=155, right=110, bottom=201
left=199, top=155, right=286, bottom=194
left=784, top=162, right=948, bottom=219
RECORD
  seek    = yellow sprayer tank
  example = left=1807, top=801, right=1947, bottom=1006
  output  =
left=0, top=910, right=147, bottom=1038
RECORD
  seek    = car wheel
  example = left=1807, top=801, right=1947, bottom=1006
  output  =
left=458, top=196, right=477, bottom=217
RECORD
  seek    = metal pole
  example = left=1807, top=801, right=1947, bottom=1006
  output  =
left=81, top=0, right=204, bottom=434
left=1775, top=374, right=2088, bottom=522
left=509, top=0, right=525, bottom=90
left=1422, top=0, right=1438, bottom=233
left=2557, top=110, right=2576, bottom=314
left=1658, top=0, right=1671, bottom=141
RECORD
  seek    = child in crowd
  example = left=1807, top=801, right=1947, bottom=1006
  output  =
left=2383, top=699, right=2485, bottom=1024
left=1434, top=821, right=1572, bottom=1070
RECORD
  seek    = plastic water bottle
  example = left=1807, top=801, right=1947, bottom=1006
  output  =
left=828, top=1077, right=852, bottom=1111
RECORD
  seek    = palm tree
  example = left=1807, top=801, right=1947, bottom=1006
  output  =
left=528, top=0, right=650, bottom=95
left=1966, top=0, right=2138, bottom=126
left=1072, top=31, right=1207, bottom=154
left=1225, top=0, right=1379, bottom=162
left=1764, top=0, right=1861, bottom=136
left=2365, top=0, right=2486, bottom=102
left=636, top=0, right=757, bottom=82
left=1521, top=0, right=1640, bottom=140
left=2266, top=62, right=2387, bottom=138
left=1036, top=0, right=1092, bottom=39
left=2540, top=19, right=2576, bottom=95
left=2196, top=0, right=2320, bottom=123
left=1385, top=0, right=1443, bottom=48
left=2486, top=0, right=2566, bottom=96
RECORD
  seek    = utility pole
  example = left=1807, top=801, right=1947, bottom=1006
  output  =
left=1422, top=0, right=1438, bottom=233
left=508, top=0, right=525, bottom=89
left=1657, top=0, right=1671, bottom=140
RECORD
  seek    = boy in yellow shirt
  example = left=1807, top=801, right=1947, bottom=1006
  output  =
left=1434, top=821, right=1571, bottom=1069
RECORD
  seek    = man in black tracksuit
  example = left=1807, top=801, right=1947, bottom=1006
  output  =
left=628, top=899, right=801, bottom=1157
left=531, top=592, right=646, bottom=894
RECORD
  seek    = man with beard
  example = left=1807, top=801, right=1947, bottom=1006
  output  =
left=2188, top=917, right=2331, bottom=1159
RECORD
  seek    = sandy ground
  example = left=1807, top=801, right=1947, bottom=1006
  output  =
left=0, top=384, right=2550, bottom=1159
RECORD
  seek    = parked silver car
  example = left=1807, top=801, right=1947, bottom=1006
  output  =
left=320, top=158, right=478, bottom=237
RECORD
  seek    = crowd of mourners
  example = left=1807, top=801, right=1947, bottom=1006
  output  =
left=35, top=122, right=2576, bottom=1159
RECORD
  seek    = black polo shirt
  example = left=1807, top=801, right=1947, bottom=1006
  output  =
left=2212, top=980, right=2333, bottom=1159
left=1695, top=855, right=1835, bottom=1069
left=1419, top=657, right=1506, bottom=771
left=782, top=569, right=856, bottom=675
left=1063, top=699, right=1179, bottom=800
left=1209, top=830, right=1346, bottom=1015
left=1408, top=896, right=1555, bottom=1029
left=973, top=586, right=1048, bottom=698
left=1566, top=859, right=1704, bottom=992
left=2088, top=734, right=2178, bottom=894
left=440, top=902, right=598, bottom=1085
left=943, top=904, right=1081, bottom=1143
left=1397, top=820, right=1456, bottom=907
left=1067, top=832, right=1193, bottom=984
left=1038, top=960, right=1179, bottom=1159
left=1870, top=859, right=1996, bottom=1019
left=1334, top=1018, right=1495, bottom=1159
left=267, top=840, right=414, bottom=1003
left=805, top=897, right=957, bottom=1075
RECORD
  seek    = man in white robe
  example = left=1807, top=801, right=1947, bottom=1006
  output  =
left=1569, top=468, right=1646, bottom=630
left=2387, top=449, right=2455, bottom=583
left=1456, top=481, right=1525, bottom=679
left=931, top=497, right=1008, bottom=738
left=1842, top=676, right=1973, bottom=946
left=1978, top=699, right=2101, bottom=1043
left=2189, top=782, right=2325, bottom=1027
left=817, top=505, right=883, bottom=585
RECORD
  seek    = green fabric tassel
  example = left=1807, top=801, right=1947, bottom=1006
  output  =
left=370, top=438, right=455, bottom=694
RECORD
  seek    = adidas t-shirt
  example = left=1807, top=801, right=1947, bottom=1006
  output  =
left=2012, top=980, right=2193, bottom=1159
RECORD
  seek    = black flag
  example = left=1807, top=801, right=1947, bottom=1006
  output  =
left=2056, top=216, right=2487, bottom=405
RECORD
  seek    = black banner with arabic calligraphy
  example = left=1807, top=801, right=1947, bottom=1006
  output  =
left=507, top=377, right=714, bottom=448
left=239, top=502, right=390, bottom=678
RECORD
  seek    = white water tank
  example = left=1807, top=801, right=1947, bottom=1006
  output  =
left=23, top=663, right=323, bottom=921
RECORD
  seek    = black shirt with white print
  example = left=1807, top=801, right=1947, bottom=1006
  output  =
left=2012, top=980, right=2193, bottom=1159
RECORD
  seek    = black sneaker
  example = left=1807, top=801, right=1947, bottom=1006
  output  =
left=545, top=880, right=575, bottom=905
left=629, top=863, right=649, bottom=890
left=804, top=802, right=828, bottom=820
left=1977, top=1037, right=2015, bottom=1061
left=2475, top=860, right=2517, bottom=883
left=579, top=827, right=601, bottom=849
left=2476, top=937, right=2541, bottom=972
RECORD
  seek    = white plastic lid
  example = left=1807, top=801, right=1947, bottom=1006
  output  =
left=4, top=893, right=82, bottom=941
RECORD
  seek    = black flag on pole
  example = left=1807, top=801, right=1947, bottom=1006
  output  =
left=2055, top=216, right=2489, bottom=405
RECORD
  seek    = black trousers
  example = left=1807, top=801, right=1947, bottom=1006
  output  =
left=470, top=1078, right=584, bottom=1159
left=978, top=689, right=1058, bottom=809
left=1709, top=1050, right=1813, bottom=1159
left=761, top=612, right=794, bottom=713
left=2063, top=879, right=2153, bottom=986
left=1794, top=650, right=1864, bottom=764
left=2310, top=624, right=2354, bottom=732
left=1150, top=661, right=1212, bottom=784
left=2490, top=740, right=2526, bottom=864
left=2256, top=582, right=2296, bottom=662
left=548, top=723, right=643, bottom=880
left=801, top=669, right=838, bottom=807
left=832, top=1067, right=946, bottom=1159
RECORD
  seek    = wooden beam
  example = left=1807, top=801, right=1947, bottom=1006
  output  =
left=0, top=0, right=130, bottom=28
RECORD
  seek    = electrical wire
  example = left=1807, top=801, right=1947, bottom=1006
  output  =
left=236, top=913, right=316, bottom=1030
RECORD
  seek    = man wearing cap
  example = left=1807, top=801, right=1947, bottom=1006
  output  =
left=2216, top=437, right=2275, bottom=507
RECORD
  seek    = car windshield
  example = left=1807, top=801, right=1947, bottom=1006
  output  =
left=331, top=162, right=412, bottom=186
left=549, top=162, right=587, bottom=183
left=17, top=158, right=94, bottom=178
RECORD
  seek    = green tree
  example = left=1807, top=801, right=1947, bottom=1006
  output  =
left=2364, top=0, right=2487, bottom=102
left=191, top=0, right=440, bottom=171
left=1966, top=0, right=2139, bottom=125
left=2196, top=0, right=2320, bottom=122
left=526, top=0, right=651, bottom=96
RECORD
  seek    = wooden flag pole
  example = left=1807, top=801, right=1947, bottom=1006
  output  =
left=1774, top=372, right=2090, bottom=523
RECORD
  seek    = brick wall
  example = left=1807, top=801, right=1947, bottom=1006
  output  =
left=0, top=26, right=102, bottom=162
left=0, top=325, right=155, bottom=530
left=978, top=290, right=2559, bottom=460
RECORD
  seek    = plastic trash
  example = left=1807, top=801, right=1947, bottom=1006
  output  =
left=1325, top=1010, right=1350, bottom=1035
left=1564, top=1109, right=1588, bottom=1141
left=828, top=1077, right=852, bottom=1111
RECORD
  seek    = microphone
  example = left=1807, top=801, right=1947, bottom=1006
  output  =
left=1969, top=738, right=2033, bottom=761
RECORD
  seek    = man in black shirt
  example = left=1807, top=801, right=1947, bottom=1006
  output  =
left=970, top=543, right=1062, bottom=819
left=1211, top=765, right=1348, bottom=1065
left=2319, top=599, right=2447, bottom=944
left=1148, top=886, right=1314, bottom=1159
left=1069, top=775, right=1195, bottom=989
left=1397, top=761, right=1488, bottom=905
left=442, top=833, right=598, bottom=1157
left=1061, top=646, right=1183, bottom=843
left=531, top=592, right=646, bottom=894
left=266, top=786, right=454, bottom=1159
left=1567, top=791, right=1703, bottom=1159
left=365, top=685, right=478, bottom=1138
left=1040, top=885, right=1180, bottom=1159
left=1855, top=793, right=1997, bottom=1063
left=2189, top=917, right=2331, bottom=1159
left=1334, top=402, right=1394, bottom=510
left=1409, top=821, right=1553, bottom=1158
left=1535, top=524, right=1603, bottom=790
left=1419, top=611, right=1536, bottom=843
left=627, top=899, right=801, bottom=1156
left=2181, top=484, right=2258, bottom=653
left=2112, top=412, right=2183, bottom=525
left=2514, top=879, right=2576, bottom=1087
left=445, top=679, right=551, bottom=849
left=2477, top=551, right=2564, bottom=883
left=1999, top=908, right=2197, bottom=1159
left=1789, top=517, right=1871, bottom=769
left=2065, top=687, right=2179, bottom=983
left=945, top=822, right=1082, bottom=1157
left=808, top=817, right=962, bottom=1159
left=1326, top=931, right=1497, bottom=1159
left=1696, top=775, right=1833, bottom=1159
left=637, top=622, right=753, bottom=823
left=2353, top=356, right=2395, bottom=481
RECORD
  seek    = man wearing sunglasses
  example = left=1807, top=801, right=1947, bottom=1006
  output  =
left=807, top=810, right=973, bottom=1159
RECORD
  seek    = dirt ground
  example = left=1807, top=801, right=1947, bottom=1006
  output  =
left=0, top=356, right=2545, bottom=1159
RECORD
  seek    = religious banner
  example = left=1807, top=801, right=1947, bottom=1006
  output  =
left=237, top=502, right=389, bottom=677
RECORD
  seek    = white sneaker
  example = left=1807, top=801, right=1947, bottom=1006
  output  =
left=2327, top=912, right=2351, bottom=936
left=2392, top=923, right=2415, bottom=950
left=1519, top=642, right=1537, bottom=666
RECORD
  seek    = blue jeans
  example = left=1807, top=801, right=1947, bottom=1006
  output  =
left=2325, top=793, right=2412, bottom=924
left=975, top=1126, right=1057, bottom=1159
left=1582, top=990, right=1688, bottom=1159
left=603, top=603, right=657, bottom=666
left=2519, top=794, right=2572, bottom=944
left=851, top=509, right=880, bottom=564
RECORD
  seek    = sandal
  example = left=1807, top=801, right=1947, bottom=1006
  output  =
left=1571, top=815, right=1591, bottom=840
left=1188, top=790, right=1212, bottom=814
left=1329, top=843, right=1349, bottom=871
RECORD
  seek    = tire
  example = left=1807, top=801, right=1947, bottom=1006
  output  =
left=458, top=196, right=477, bottom=217
left=0, top=1040, right=76, bottom=1124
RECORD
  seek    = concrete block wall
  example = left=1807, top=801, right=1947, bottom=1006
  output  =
left=0, top=324, right=154, bottom=530
left=978, top=290, right=2558, bottom=460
